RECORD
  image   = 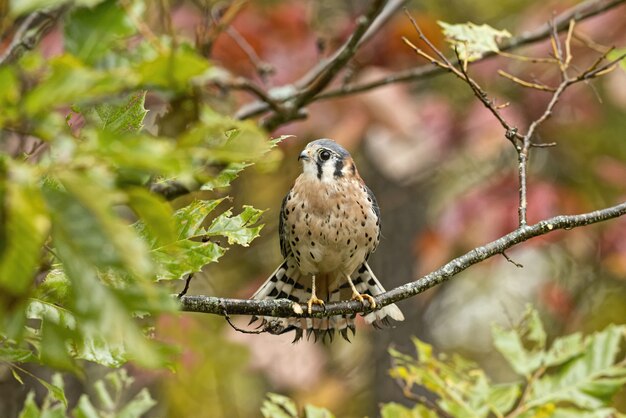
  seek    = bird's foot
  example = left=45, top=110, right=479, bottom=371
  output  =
left=352, top=292, right=377, bottom=309
left=307, top=295, right=325, bottom=314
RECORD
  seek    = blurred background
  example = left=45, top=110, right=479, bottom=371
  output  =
left=1, top=0, right=625, bottom=417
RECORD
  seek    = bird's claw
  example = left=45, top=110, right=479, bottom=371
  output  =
left=352, top=293, right=377, bottom=309
left=307, top=295, right=325, bottom=314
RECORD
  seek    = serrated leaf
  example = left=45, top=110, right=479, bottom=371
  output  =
left=153, top=239, right=225, bottom=281
left=492, top=306, right=547, bottom=376
left=527, top=325, right=626, bottom=410
left=174, top=199, right=225, bottom=240
left=64, top=0, right=136, bottom=65
left=205, top=205, right=265, bottom=246
left=438, top=21, right=511, bottom=61
left=544, top=332, right=585, bottom=367
left=200, top=162, right=251, bottom=191
left=81, top=91, right=147, bottom=134
left=0, top=164, right=50, bottom=295
left=261, top=393, right=299, bottom=418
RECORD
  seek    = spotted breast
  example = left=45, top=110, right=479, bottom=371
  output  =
left=251, top=139, right=404, bottom=342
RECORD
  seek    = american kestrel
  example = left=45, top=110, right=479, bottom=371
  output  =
left=251, top=139, right=404, bottom=342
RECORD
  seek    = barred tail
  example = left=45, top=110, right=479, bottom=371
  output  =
left=251, top=260, right=355, bottom=343
left=250, top=260, right=403, bottom=343
left=351, top=262, right=405, bottom=326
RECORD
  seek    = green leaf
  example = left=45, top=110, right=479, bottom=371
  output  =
left=128, top=188, right=177, bottom=247
left=261, top=393, right=299, bottom=418
left=23, top=55, right=135, bottom=116
left=544, top=332, right=585, bottom=367
left=44, top=172, right=153, bottom=279
left=438, top=21, right=511, bottom=61
left=64, top=0, right=137, bottom=65
left=80, top=91, right=148, bottom=134
left=82, top=131, right=184, bottom=178
left=174, top=199, right=224, bottom=240
left=9, top=0, right=108, bottom=17
left=72, top=395, right=100, bottom=418
left=205, top=205, right=265, bottom=246
left=486, top=384, right=520, bottom=415
left=136, top=47, right=213, bottom=89
left=0, top=163, right=50, bottom=295
left=492, top=306, right=546, bottom=376
left=153, top=238, right=225, bottom=281
left=549, top=408, right=624, bottom=418
left=0, top=67, right=20, bottom=125
left=200, top=162, right=251, bottom=191
left=303, top=405, right=335, bottom=418
left=380, top=403, right=438, bottom=418
left=527, top=325, right=626, bottom=410
left=117, top=388, right=157, bottom=418
left=18, top=392, right=40, bottom=418
left=607, top=49, right=626, bottom=71
left=0, top=341, right=35, bottom=362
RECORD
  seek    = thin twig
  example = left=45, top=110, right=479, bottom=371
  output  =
left=226, top=26, right=274, bottom=80
left=259, top=0, right=388, bottom=131
left=402, top=28, right=523, bottom=145
left=505, top=366, right=547, bottom=418
left=498, top=70, right=557, bottom=92
left=501, top=251, right=524, bottom=268
left=180, top=201, right=626, bottom=318
left=177, top=273, right=194, bottom=298
left=313, top=0, right=626, bottom=101
left=222, top=306, right=266, bottom=334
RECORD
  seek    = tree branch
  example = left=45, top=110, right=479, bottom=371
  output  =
left=0, top=6, right=67, bottom=67
left=316, top=0, right=626, bottom=101
left=180, top=201, right=626, bottom=318
left=234, top=0, right=406, bottom=124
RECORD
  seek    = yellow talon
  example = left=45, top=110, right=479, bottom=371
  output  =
left=352, top=292, right=377, bottom=309
left=307, top=295, right=325, bottom=314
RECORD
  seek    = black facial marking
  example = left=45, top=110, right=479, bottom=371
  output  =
left=316, top=161, right=323, bottom=180
left=333, top=158, right=344, bottom=178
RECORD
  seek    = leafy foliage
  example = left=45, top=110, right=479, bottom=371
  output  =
left=268, top=308, right=626, bottom=418
left=17, top=370, right=156, bottom=418
left=260, top=393, right=335, bottom=418
left=0, top=0, right=274, bottom=401
left=388, top=306, right=626, bottom=418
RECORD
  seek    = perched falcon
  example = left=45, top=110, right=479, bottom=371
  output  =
left=251, top=139, right=404, bottom=342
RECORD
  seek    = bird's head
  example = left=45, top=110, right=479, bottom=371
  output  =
left=298, top=139, right=357, bottom=183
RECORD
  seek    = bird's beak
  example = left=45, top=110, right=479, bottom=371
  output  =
left=298, top=150, right=310, bottom=161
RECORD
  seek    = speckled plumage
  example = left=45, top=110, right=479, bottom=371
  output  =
left=251, top=139, right=404, bottom=342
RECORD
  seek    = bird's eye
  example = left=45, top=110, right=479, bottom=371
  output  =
left=319, top=150, right=331, bottom=161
